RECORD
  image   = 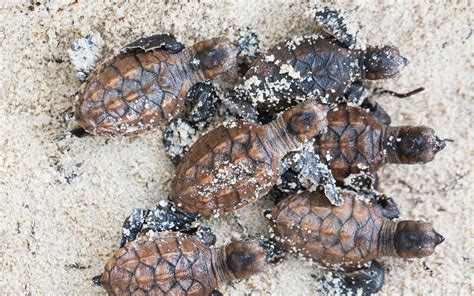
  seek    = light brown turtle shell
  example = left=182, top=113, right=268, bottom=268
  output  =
left=75, top=38, right=236, bottom=137
left=272, top=190, right=384, bottom=267
left=99, top=232, right=217, bottom=295
left=169, top=122, right=280, bottom=217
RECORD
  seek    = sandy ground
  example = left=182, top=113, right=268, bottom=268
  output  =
left=0, top=0, right=473, bottom=295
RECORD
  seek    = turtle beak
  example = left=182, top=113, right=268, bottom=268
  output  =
left=434, top=136, right=446, bottom=151
left=434, top=231, right=445, bottom=246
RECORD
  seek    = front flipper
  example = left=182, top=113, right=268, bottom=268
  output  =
left=120, top=201, right=199, bottom=247
left=344, top=173, right=400, bottom=219
left=163, top=82, right=218, bottom=165
left=122, top=33, right=185, bottom=54
left=281, top=150, right=342, bottom=206
left=68, top=33, right=102, bottom=83
left=318, top=261, right=385, bottom=296
left=313, top=7, right=359, bottom=49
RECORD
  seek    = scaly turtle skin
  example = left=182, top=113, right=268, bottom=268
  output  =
left=74, top=36, right=237, bottom=137
left=315, top=106, right=446, bottom=183
left=270, top=190, right=444, bottom=294
left=97, top=232, right=271, bottom=295
left=169, top=99, right=329, bottom=217
left=235, top=8, right=408, bottom=122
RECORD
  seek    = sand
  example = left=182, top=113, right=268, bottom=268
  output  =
left=0, top=0, right=473, bottom=295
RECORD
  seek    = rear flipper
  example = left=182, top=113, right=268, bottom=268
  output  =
left=344, top=173, right=400, bottom=219
left=318, top=261, right=385, bottom=296
left=120, top=200, right=200, bottom=247
left=280, top=150, right=342, bottom=206
left=163, top=82, right=219, bottom=165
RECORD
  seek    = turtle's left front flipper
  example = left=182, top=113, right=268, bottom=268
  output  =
left=281, top=150, right=342, bottom=206
left=318, top=261, right=385, bottom=296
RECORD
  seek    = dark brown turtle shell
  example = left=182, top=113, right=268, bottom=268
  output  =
left=271, top=190, right=444, bottom=267
left=169, top=100, right=328, bottom=217
left=243, top=37, right=361, bottom=115
left=314, top=106, right=446, bottom=183
left=98, top=232, right=269, bottom=295
left=315, top=106, right=385, bottom=183
left=75, top=38, right=237, bottom=137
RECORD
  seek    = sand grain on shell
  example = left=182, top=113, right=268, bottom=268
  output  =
left=0, top=1, right=473, bottom=295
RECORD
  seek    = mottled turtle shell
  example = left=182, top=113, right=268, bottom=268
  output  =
left=315, top=106, right=385, bottom=183
left=169, top=123, right=279, bottom=217
left=75, top=38, right=237, bottom=137
left=99, top=232, right=217, bottom=295
left=75, top=49, right=196, bottom=136
left=272, top=190, right=384, bottom=267
left=244, top=37, right=361, bottom=115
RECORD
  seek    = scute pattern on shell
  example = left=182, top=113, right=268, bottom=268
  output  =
left=315, top=106, right=385, bottom=183
left=170, top=123, right=278, bottom=217
left=272, top=190, right=382, bottom=267
left=100, top=232, right=217, bottom=295
left=244, top=37, right=360, bottom=114
left=76, top=50, right=194, bottom=136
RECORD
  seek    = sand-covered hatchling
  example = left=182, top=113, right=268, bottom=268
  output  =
left=95, top=231, right=281, bottom=295
left=269, top=190, right=445, bottom=295
left=274, top=105, right=446, bottom=191
left=120, top=100, right=344, bottom=244
left=229, top=7, right=409, bottom=122
left=169, top=99, right=344, bottom=214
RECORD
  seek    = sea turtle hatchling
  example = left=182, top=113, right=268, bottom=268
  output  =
left=274, top=104, right=446, bottom=192
left=120, top=100, right=342, bottom=245
left=67, top=33, right=253, bottom=163
left=269, top=190, right=445, bottom=295
left=94, top=231, right=282, bottom=295
left=229, top=7, right=410, bottom=122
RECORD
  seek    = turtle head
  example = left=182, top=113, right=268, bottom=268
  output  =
left=394, top=221, right=444, bottom=258
left=280, top=99, right=329, bottom=143
left=390, top=126, right=446, bottom=164
left=193, top=38, right=238, bottom=79
left=363, top=46, right=408, bottom=80
left=223, top=240, right=268, bottom=280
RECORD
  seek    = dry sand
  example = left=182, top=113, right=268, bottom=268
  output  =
left=0, top=0, right=473, bottom=295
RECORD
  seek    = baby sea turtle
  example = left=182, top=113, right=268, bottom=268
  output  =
left=301, top=105, right=445, bottom=185
left=169, top=99, right=341, bottom=217
left=72, top=34, right=237, bottom=137
left=231, top=8, right=408, bottom=122
left=269, top=190, right=444, bottom=295
left=119, top=100, right=341, bottom=244
left=95, top=231, right=280, bottom=295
